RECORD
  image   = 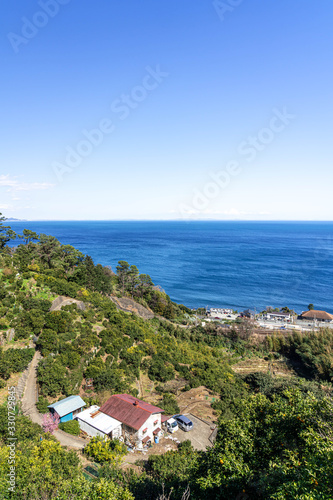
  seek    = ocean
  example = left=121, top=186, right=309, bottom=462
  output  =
left=7, top=221, right=333, bottom=314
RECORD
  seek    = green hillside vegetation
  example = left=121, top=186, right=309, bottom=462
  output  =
left=0, top=214, right=333, bottom=499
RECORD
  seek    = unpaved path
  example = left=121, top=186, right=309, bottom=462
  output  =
left=21, top=351, right=87, bottom=449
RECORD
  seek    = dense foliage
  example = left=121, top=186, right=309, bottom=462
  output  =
left=0, top=215, right=333, bottom=499
left=84, top=436, right=127, bottom=464
left=0, top=348, right=34, bottom=380
left=0, top=405, right=133, bottom=499
left=265, top=330, right=333, bottom=381
left=58, top=419, right=81, bottom=435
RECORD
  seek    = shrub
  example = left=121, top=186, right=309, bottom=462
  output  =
left=84, top=436, right=127, bottom=464
left=36, top=396, right=50, bottom=413
left=162, top=393, right=180, bottom=415
left=59, top=419, right=80, bottom=435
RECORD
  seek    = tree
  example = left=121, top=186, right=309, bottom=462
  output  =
left=162, top=393, right=180, bottom=415
left=116, top=260, right=130, bottom=290
left=0, top=213, right=16, bottom=250
left=60, top=244, right=84, bottom=275
left=37, top=358, right=70, bottom=397
left=84, top=436, right=127, bottom=464
left=234, top=318, right=256, bottom=340
left=138, top=273, right=154, bottom=295
left=42, top=412, right=60, bottom=434
left=19, top=228, right=39, bottom=245
left=38, top=233, right=61, bottom=268
left=308, top=303, right=314, bottom=310
left=128, top=265, right=139, bottom=295
left=36, top=328, right=58, bottom=356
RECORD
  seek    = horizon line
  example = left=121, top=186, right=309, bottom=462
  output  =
left=8, top=219, right=333, bottom=223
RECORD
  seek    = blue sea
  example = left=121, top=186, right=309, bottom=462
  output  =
left=8, top=221, right=333, bottom=314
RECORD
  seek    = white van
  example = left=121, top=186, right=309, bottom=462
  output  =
left=166, top=417, right=179, bottom=433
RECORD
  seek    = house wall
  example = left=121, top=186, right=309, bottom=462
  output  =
left=50, top=405, right=85, bottom=423
left=137, top=413, right=162, bottom=443
left=266, top=313, right=290, bottom=321
left=76, top=418, right=122, bottom=439
left=60, top=412, right=73, bottom=423
left=76, top=419, right=106, bottom=438
left=73, top=408, right=84, bottom=417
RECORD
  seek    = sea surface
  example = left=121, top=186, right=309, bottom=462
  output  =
left=8, top=221, right=333, bottom=314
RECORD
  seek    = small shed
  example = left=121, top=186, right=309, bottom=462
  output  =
left=48, top=395, right=86, bottom=423
left=75, top=405, right=122, bottom=439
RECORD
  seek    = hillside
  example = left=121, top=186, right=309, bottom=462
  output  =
left=0, top=216, right=333, bottom=499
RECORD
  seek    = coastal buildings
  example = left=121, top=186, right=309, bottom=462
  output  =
left=265, top=311, right=291, bottom=322
left=240, top=309, right=255, bottom=319
left=48, top=395, right=86, bottom=423
left=300, top=310, right=333, bottom=322
left=99, top=393, right=164, bottom=447
left=210, top=308, right=233, bottom=315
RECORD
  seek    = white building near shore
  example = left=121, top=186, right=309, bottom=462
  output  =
left=265, top=311, right=291, bottom=322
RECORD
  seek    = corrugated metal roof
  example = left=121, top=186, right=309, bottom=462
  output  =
left=99, top=394, right=164, bottom=431
left=116, top=394, right=164, bottom=413
left=76, top=405, right=122, bottom=434
left=48, top=395, right=86, bottom=418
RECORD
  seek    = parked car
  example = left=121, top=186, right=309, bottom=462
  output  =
left=166, top=417, right=179, bottom=433
left=173, top=414, right=193, bottom=432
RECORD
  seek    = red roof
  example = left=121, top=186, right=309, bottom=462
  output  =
left=142, top=435, right=151, bottom=443
left=153, top=427, right=161, bottom=435
left=161, top=415, right=169, bottom=423
left=99, top=394, right=164, bottom=431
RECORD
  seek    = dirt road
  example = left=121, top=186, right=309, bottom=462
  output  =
left=21, top=351, right=87, bottom=449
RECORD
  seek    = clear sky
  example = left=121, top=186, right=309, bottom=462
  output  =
left=1, top=0, right=333, bottom=220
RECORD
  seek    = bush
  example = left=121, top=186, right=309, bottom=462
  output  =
left=59, top=419, right=80, bottom=435
left=36, top=396, right=50, bottom=413
left=84, top=436, right=127, bottom=464
left=162, top=393, right=180, bottom=415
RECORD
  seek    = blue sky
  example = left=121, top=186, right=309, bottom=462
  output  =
left=1, top=0, right=333, bottom=220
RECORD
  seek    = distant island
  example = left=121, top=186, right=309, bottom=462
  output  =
left=5, top=217, right=27, bottom=221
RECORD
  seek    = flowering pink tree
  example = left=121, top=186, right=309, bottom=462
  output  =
left=42, top=412, right=60, bottom=434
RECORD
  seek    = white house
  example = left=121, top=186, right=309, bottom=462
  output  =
left=99, top=394, right=164, bottom=447
left=75, top=405, right=122, bottom=439
left=265, top=311, right=291, bottom=322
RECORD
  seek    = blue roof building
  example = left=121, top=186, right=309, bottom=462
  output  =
left=48, top=395, right=86, bottom=423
